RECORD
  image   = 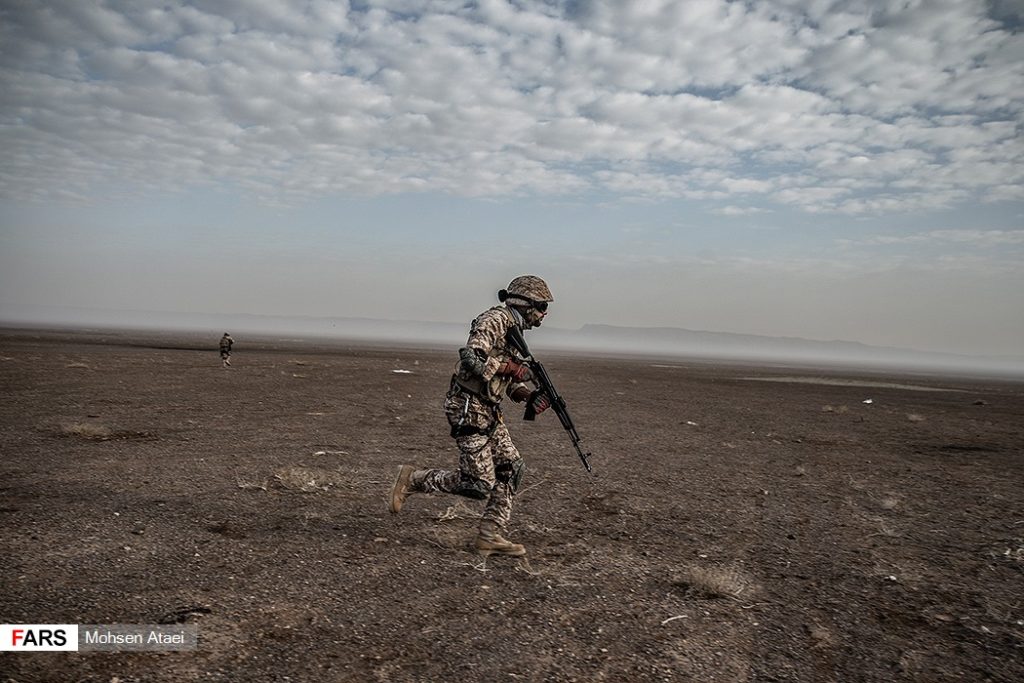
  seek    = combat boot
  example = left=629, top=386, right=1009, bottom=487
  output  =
left=389, top=465, right=415, bottom=514
left=475, top=521, right=526, bottom=557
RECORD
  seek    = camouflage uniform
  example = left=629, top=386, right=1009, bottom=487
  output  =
left=410, top=305, right=530, bottom=530
left=391, top=276, right=555, bottom=556
left=219, top=334, right=233, bottom=366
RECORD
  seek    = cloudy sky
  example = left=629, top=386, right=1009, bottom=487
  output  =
left=1, top=0, right=1022, bottom=357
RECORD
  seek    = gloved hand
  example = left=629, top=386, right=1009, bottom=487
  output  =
left=510, top=385, right=532, bottom=403
left=496, top=359, right=532, bottom=382
left=530, top=391, right=551, bottom=415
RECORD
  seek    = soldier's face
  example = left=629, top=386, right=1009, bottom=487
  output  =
left=525, top=305, right=547, bottom=328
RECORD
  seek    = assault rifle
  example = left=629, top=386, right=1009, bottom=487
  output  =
left=507, top=326, right=593, bottom=473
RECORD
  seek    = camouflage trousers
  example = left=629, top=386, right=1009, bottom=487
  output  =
left=410, top=421, right=524, bottom=530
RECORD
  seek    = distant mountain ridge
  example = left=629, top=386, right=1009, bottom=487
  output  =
left=577, top=323, right=878, bottom=352
left=564, top=323, right=1024, bottom=375
left=1, top=304, right=1021, bottom=377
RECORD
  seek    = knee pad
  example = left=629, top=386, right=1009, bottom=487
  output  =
left=454, top=473, right=491, bottom=500
left=495, top=459, right=525, bottom=495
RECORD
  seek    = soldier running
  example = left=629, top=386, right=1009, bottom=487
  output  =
left=389, top=275, right=554, bottom=557
left=219, top=333, right=234, bottom=367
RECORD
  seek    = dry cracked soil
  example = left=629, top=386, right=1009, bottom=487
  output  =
left=1, top=328, right=1023, bottom=682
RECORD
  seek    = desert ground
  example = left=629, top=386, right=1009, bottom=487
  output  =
left=1, top=328, right=1022, bottom=682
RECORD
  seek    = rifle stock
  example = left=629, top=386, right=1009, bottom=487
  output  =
left=507, top=326, right=593, bottom=473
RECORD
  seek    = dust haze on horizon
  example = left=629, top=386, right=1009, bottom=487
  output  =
left=1, top=1, right=1022, bottom=360
left=4, top=304, right=1023, bottom=381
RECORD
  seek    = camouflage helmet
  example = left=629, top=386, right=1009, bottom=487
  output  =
left=500, top=275, right=553, bottom=305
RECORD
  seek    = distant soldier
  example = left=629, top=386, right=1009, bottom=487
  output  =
left=389, top=275, right=554, bottom=557
left=219, top=333, right=234, bottom=367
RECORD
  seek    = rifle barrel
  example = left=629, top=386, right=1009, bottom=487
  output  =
left=507, top=326, right=593, bottom=473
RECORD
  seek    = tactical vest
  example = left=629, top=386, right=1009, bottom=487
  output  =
left=449, top=307, right=522, bottom=404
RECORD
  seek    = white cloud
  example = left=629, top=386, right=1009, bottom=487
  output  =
left=0, top=0, right=1021, bottom=213
left=712, top=205, right=771, bottom=216
left=846, top=228, right=1024, bottom=248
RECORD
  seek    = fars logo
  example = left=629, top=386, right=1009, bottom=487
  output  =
left=1, top=625, right=79, bottom=651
